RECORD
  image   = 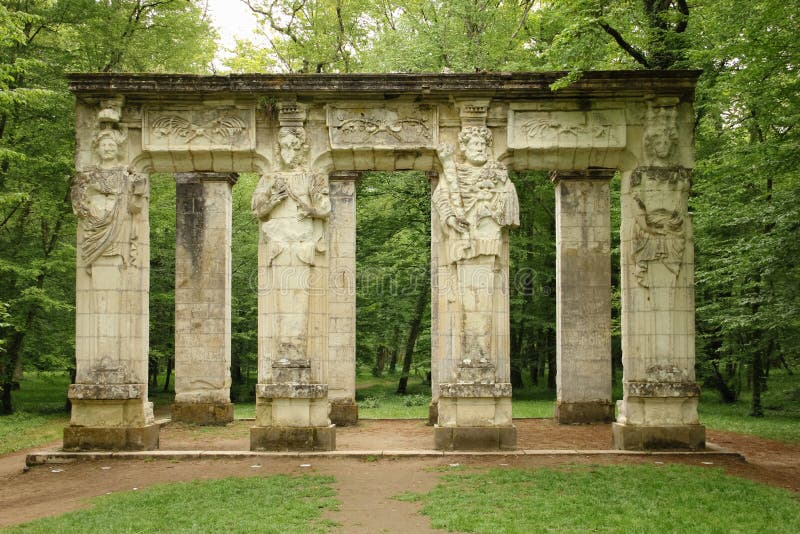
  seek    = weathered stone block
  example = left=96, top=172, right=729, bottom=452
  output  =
left=554, top=401, right=615, bottom=424
left=611, top=422, right=705, bottom=450
left=69, top=399, right=153, bottom=427
left=439, top=382, right=513, bottom=398
left=428, top=401, right=438, bottom=426
left=250, top=424, right=336, bottom=451
left=329, top=399, right=358, bottom=426
left=68, top=383, right=144, bottom=400
left=171, top=402, right=234, bottom=425
left=434, top=425, right=517, bottom=451
left=63, top=423, right=159, bottom=451
left=256, top=383, right=327, bottom=399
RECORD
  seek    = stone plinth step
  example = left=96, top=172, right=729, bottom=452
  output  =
left=25, top=443, right=744, bottom=467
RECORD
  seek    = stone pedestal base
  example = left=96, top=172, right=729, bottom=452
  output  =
left=612, top=422, right=706, bottom=450
left=329, top=399, right=358, bottom=426
left=63, top=424, right=160, bottom=451
left=554, top=401, right=614, bottom=424
left=434, top=425, right=516, bottom=451
left=250, top=424, right=336, bottom=451
left=428, top=401, right=438, bottom=426
left=171, top=402, right=234, bottom=425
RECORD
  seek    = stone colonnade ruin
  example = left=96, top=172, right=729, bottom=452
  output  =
left=65, top=72, right=705, bottom=452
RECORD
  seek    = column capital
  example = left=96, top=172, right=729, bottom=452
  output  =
left=550, top=168, right=615, bottom=183
left=174, top=172, right=238, bottom=185
left=328, top=170, right=362, bottom=182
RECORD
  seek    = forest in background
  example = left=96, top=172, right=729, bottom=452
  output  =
left=1, top=0, right=798, bottom=418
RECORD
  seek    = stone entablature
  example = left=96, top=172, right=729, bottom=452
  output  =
left=67, top=71, right=703, bottom=453
left=69, top=71, right=699, bottom=176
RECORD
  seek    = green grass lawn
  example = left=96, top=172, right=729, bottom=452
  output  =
left=397, top=464, right=800, bottom=534
left=7, top=475, right=338, bottom=533
left=699, top=371, right=800, bottom=442
left=0, top=373, right=70, bottom=454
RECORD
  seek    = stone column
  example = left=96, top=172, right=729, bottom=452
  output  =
left=613, top=99, right=705, bottom=449
left=552, top=169, right=614, bottom=424
left=432, top=107, right=517, bottom=450
left=66, top=165, right=157, bottom=450
left=250, top=101, right=335, bottom=451
left=327, top=171, right=359, bottom=426
left=172, top=172, right=237, bottom=424
left=428, top=172, right=440, bottom=425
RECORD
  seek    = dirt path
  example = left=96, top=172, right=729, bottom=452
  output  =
left=1, top=420, right=798, bottom=531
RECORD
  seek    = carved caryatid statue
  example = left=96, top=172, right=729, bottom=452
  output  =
left=630, top=100, right=690, bottom=288
left=252, top=124, right=331, bottom=363
left=71, top=115, right=147, bottom=273
left=434, top=126, right=519, bottom=363
left=70, top=98, right=149, bottom=387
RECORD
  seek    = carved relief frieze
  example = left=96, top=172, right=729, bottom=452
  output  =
left=507, top=105, right=626, bottom=150
left=629, top=100, right=691, bottom=288
left=253, top=102, right=331, bottom=364
left=72, top=115, right=148, bottom=271
left=433, top=125, right=519, bottom=368
left=326, top=103, right=438, bottom=149
left=143, top=106, right=255, bottom=151
left=71, top=167, right=148, bottom=269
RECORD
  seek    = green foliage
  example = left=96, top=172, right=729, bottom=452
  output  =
left=356, top=370, right=430, bottom=418
left=1, top=372, right=69, bottom=453
left=699, top=372, right=800, bottom=442
left=0, top=1, right=217, bottom=412
left=9, top=475, right=338, bottom=533
left=507, top=173, right=557, bottom=387
left=355, top=172, right=431, bottom=380
left=409, top=465, right=800, bottom=533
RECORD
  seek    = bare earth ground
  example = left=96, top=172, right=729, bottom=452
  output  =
left=1, top=419, right=799, bottom=532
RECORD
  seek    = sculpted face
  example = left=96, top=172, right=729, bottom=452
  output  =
left=97, top=137, right=119, bottom=163
left=279, top=130, right=305, bottom=168
left=646, top=127, right=677, bottom=161
left=462, top=134, right=488, bottom=166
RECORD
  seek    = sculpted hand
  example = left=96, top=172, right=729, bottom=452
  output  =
left=446, top=215, right=469, bottom=235
left=273, top=182, right=289, bottom=201
left=437, top=143, right=455, bottom=162
left=296, top=201, right=316, bottom=220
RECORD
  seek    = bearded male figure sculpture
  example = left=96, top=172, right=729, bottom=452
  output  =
left=433, top=124, right=519, bottom=450
left=433, top=126, right=519, bottom=366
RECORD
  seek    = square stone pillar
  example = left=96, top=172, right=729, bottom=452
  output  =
left=431, top=120, right=518, bottom=450
left=613, top=100, right=705, bottom=449
left=552, top=170, right=614, bottom=424
left=326, top=171, right=359, bottom=426
left=172, top=172, right=237, bottom=424
left=66, top=168, right=158, bottom=450
left=428, top=172, right=440, bottom=425
left=250, top=115, right=335, bottom=451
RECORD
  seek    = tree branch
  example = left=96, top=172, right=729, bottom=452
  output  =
left=598, top=21, right=651, bottom=68
left=674, top=0, right=690, bottom=33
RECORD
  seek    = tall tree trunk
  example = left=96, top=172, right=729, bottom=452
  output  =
left=547, top=329, right=556, bottom=390
left=751, top=347, right=764, bottom=417
left=388, top=326, right=400, bottom=373
left=1, top=329, right=25, bottom=413
left=510, top=367, right=524, bottom=389
left=163, top=355, right=173, bottom=393
left=373, top=345, right=388, bottom=377
left=397, top=284, right=429, bottom=395
left=231, top=350, right=243, bottom=384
